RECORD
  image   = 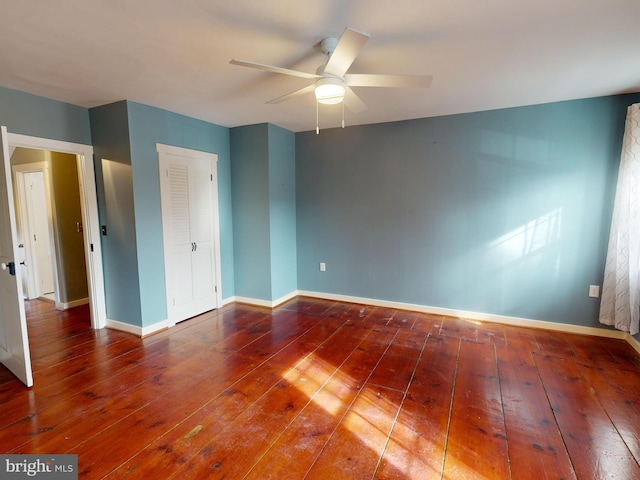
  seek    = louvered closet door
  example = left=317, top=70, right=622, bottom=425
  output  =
left=160, top=148, right=217, bottom=324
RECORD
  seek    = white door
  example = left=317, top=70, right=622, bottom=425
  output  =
left=0, top=126, right=33, bottom=387
left=25, top=171, right=55, bottom=296
left=158, top=144, right=221, bottom=324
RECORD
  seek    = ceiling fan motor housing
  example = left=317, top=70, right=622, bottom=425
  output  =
left=320, top=37, right=339, bottom=56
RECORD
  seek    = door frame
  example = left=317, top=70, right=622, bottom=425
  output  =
left=8, top=133, right=106, bottom=329
left=157, top=143, right=222, bottom=325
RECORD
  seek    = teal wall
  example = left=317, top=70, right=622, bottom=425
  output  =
left=231, top=124, right=272, bottom=300
left=230, top=123, right=297, bottom=302
left=89, top=101, right=141, bottom=325
left=268, top=124, right=297, bottom=300
left=296, top=94, right=640, bottom=328
left=0, top=86, right=91, bottom=144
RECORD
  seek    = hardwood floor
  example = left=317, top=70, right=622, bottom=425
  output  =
left=1, top=297, right=640, bottom=479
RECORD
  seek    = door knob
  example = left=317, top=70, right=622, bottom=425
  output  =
left=1, top=262, right=16, bottom=276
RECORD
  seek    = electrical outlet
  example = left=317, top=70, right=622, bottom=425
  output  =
left=589, top=285, right=600, bottom=298
left=320, top=262, right=326, bottom=272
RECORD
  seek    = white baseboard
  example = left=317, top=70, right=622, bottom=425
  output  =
left=297, top=290, right=630, bottom=340
left=55, top=297, right=89, bottom=310
left=229, top=290, right=299, bottom=309
left=105, top=318, right=172, bottom=337
left=107, top=290, right=640, bottom=352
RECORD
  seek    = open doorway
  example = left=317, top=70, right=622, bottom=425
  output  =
left=0, top=128, right=106, bottom=387
left=7, top=132, right=106, bottom=330
left=11, top=148, right=88, bottom=310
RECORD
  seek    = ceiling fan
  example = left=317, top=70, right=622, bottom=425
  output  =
left=230, top=27, right=433, bottom=118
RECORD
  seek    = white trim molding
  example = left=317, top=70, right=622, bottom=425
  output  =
left=230, top=291, right=299, bottom=309
left=105, top=318, right=172, bottom=337
left=297, top=290, right=631, bottom=341
left=56, top=297, right=89, bottom=310
left=109, top=289, right=640, bottom=355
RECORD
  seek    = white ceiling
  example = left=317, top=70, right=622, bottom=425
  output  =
left=0, top=0, right=638, bottom=133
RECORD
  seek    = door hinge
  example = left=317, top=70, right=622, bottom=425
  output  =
left=210, top=174, right=213, bottom=181
left=215, top=285, right=217, bottom=293
left=90, top=243, right=94, bottom=252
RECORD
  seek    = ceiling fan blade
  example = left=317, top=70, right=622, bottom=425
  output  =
left=344, top=87, right=368, bottom=113
left=266, top=84, right=316, bottom=104
left=230, top=59, right=321, bottom=80
left=345, top=73, right=433, bottom=88
left=323, top=27, right=370, bottom=78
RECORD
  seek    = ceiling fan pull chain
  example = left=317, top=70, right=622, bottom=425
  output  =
left=342, top=101, right=345, bottom=128
left=316, top=100, right=320, bottom=134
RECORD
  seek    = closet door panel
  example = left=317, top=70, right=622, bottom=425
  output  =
left=159, top=146, right=219, bottom=325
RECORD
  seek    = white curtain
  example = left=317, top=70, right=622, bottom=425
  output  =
left=600, top=103, right=640, bottom=335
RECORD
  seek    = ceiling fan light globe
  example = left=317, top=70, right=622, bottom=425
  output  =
left=315, top=81, right=345, bottom=104
left=318, top=97, right=344, bottom=105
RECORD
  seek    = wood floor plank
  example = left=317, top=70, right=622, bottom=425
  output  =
left=324, top=302, right=369, bottom=320
left=111, top=357, right=288, bottom=478
left=71, top=317, right=324, bottom=478
left=476, top=321, right=507, bottom=346
left=565, top=334, right=640, bottom=465
left=534, top=352, right=640, bottom=479
left=244, top=327, right=397, bottom=480
left=443, top=340, right=510, bottom=479
left=165, top=320, right=374, bottom=479
left=532, top=329, right=575, bottom=357
left=374, top=334, right=459, bottom=480
left=362, top=307, right=397, bottom=326
left=439, top=317, right=478, bottom=342
left=107, top=320, right=350, bottom=479
left=573, top=356, right=640, bottom=465
left=4, top=315, right=280, bottom=449
left=367, top=329, right=427, bottom=392
left=303, top=329, right=426, bottom=479
left=411, top=313, right=443, bottom=335
left=497, top=345, right=576, bottom=480
left=502, top=324, right=540, bottom=351
left=386, top=310, right=418, bottom=329
left=11, top=348, right=231, bottom=456
left=601, top=337, right=640, bottom=370
left=304, top=386, right=404, bottom=480
left=276, top=297, right=335, bottom=316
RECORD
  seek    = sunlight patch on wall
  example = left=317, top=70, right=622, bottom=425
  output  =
left=487, top=208, right=562, bottom=266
